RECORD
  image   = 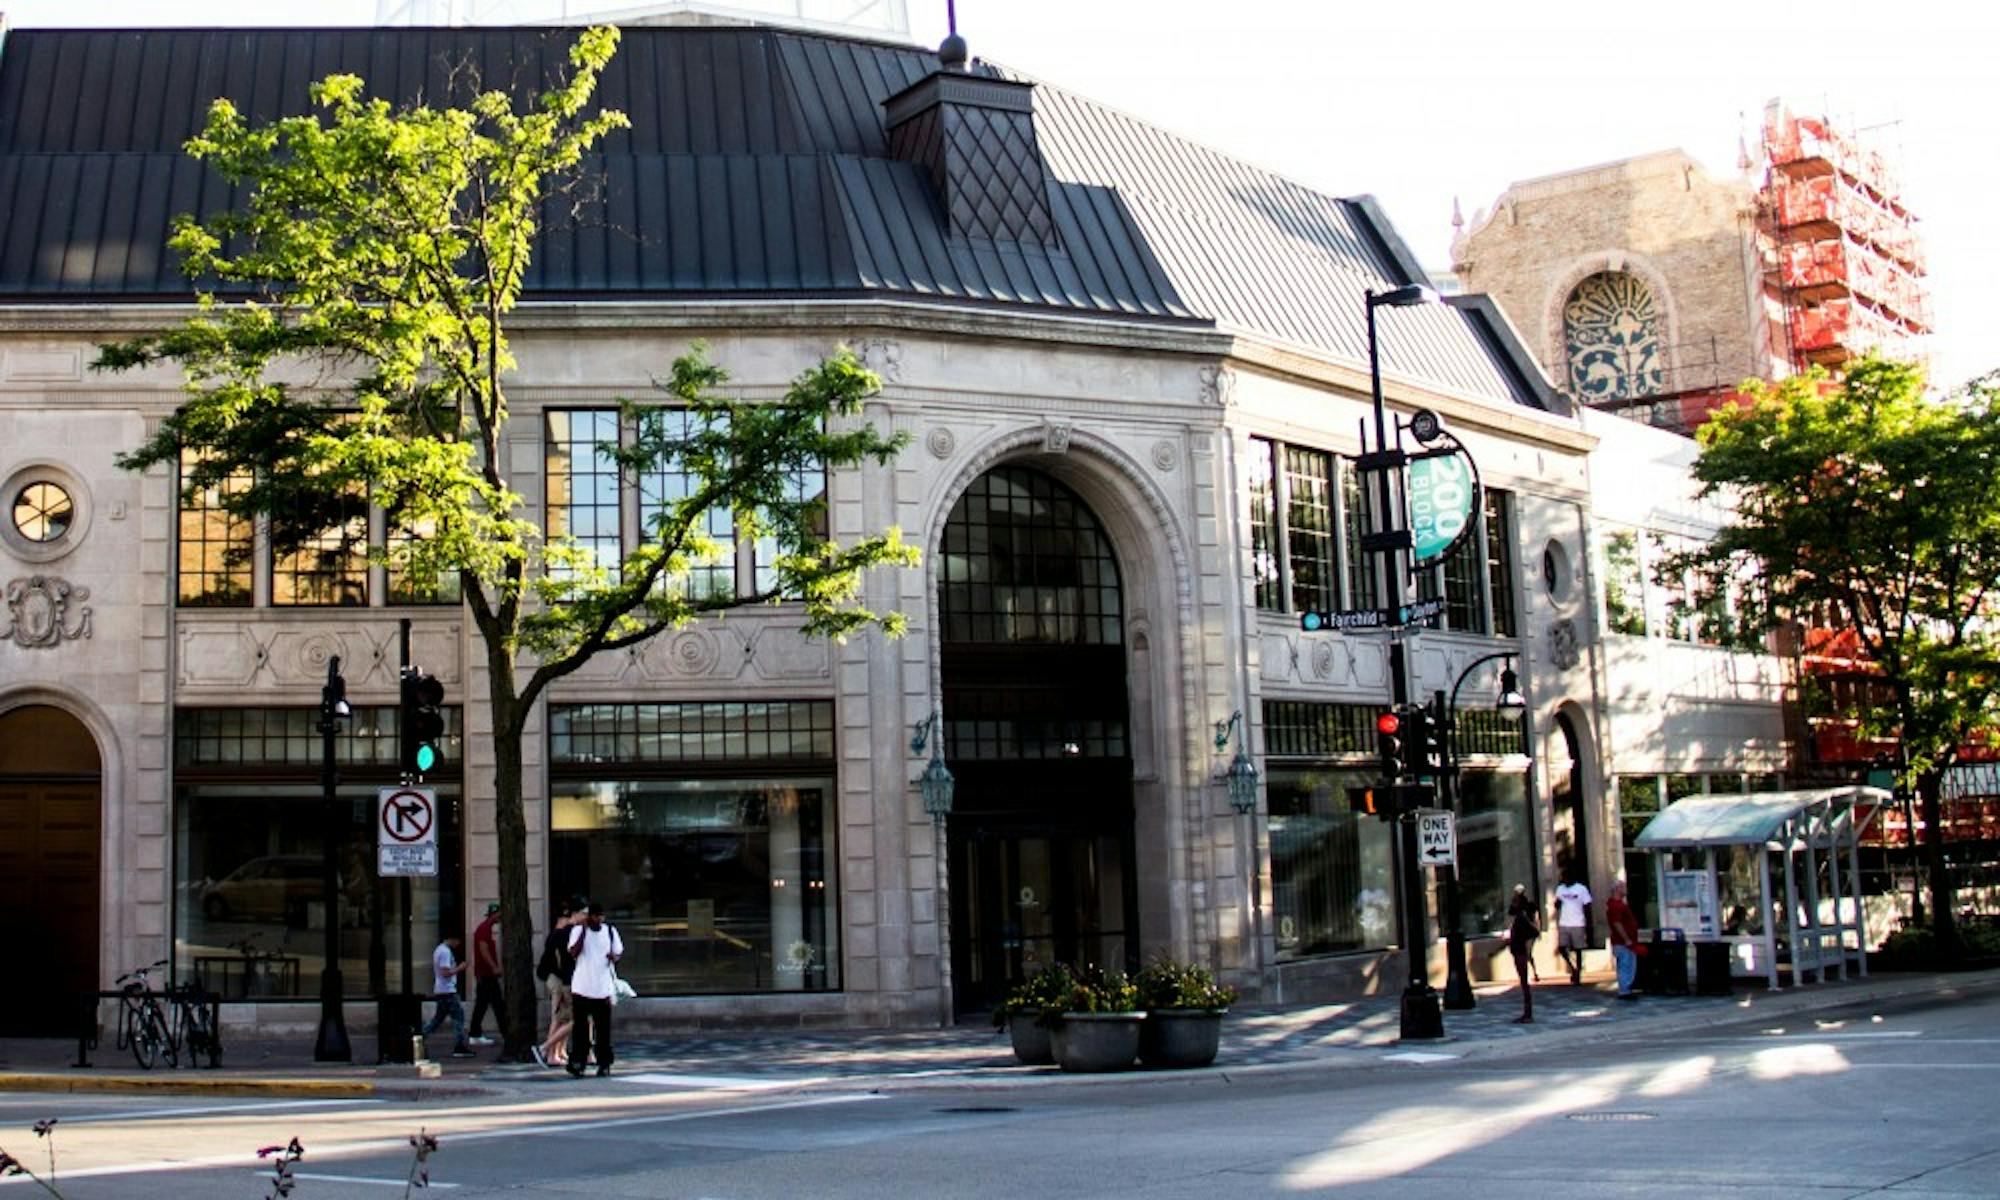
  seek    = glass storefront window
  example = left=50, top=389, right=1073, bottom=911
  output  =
left=175, top=782, right=462, bottom=999
left=1453, top=770, right=1536, bottom=937
left=1268, top=767, right=1396, bottom=959
left=550, top=777, right=839, bottom=994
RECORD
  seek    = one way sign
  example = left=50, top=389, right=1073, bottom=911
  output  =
left=378, top=786, right=439, bottom=878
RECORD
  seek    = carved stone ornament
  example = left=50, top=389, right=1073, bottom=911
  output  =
left=1150, top=440, right=1179, bottom=473
left=926, top=426, right=957, bottom=460
left=1042, top=420, right=1073, bottom=455
left=857, top=337, right=904, bottom=384
left=1549, top=617, right=1581, bottom=671
left=1, top=575, right=92, bottom=648
left=1198, top=364, right=1238, bottom=407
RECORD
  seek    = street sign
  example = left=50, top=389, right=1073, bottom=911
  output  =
left=1408, top=449, right=1481, bottom=566
left=377, top=786, right=438, bottom=878
left=1416, top=809, right=1457, bottom=867
left=1300, top=597, right=1446, bottom=632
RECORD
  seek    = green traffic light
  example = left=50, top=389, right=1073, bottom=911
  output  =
left=415, top=744, right=437, bottom=773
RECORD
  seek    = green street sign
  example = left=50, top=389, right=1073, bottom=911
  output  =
left=1408, top=449, right=1481, bottom=566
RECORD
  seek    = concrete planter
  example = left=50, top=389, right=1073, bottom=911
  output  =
left=1006, top=1012, right=1054, bottom=1065
left=1050, top=1012, right=1143, bottom=1073
left=1139, top=1008, right=1225, bottom=1069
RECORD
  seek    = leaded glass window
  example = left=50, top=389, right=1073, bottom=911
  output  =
left=634, top=407, right=736, bottom=602
left=1283, top=446, right=1336, bottom=614
left=177, top=450, right=253, bottom=607
left=544, top=410, right=623, bottom=582
left=939, top=467, right=1122, bottom=646
left=1247, top=437, right=1281, bottom=611
left=1563, top=271, right=1665, bottom=402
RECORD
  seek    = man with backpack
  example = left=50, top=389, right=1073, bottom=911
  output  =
left=533, top=898, right=577, bottom=1068
left=566, top=900, right=624, bottom=1077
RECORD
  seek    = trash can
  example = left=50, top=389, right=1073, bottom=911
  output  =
left=377, top=993, right=424, bottom=1064
left=1694, top=941, right=1734, bottom=995
left=1646, top=928, right=1689, bottom=995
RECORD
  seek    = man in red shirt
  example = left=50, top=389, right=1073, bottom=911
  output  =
left=468, top=901, right=506, bottom=1045
left=1607, top=881, right=1642, bottom=1000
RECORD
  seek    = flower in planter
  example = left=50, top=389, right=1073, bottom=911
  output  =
left=1135, top=959, right=1237, bottom=1012
left=1058, top=964, right=1140, bottom=1015
left=991, top=964, right=1076, bottom=1030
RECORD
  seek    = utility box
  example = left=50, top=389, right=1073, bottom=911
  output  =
left=1695, top=941, right=1734, bottom=995
left=377, top=993, right=424, bottom=1063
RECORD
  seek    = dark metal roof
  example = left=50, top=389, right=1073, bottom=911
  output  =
left=0, top=25, right=1562, bottom=412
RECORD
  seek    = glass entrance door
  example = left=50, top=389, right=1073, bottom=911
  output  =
left=950, top=818, right=1133, bottom=1014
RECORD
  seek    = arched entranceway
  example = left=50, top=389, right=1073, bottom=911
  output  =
left=938, top=466, right=1136, bottom=1014
left=1550, top=710, right=1590, bottom=888
left=0, top=704, right=102, bottom=1034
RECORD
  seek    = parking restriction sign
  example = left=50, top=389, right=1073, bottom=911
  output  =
left=377, top=786, right=439, bottom=877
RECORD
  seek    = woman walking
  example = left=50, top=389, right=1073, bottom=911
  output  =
left=1507, top=884, right=1542, bottom=1023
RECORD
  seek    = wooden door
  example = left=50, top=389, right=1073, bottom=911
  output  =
left=0, top=703, right=102, bottom=1037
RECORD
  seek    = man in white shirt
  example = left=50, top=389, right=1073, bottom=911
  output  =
left=566, top=901, right=625, bottom=1077
left=1554, top=873, right=1593, bottom=985
left=419, top=934, right=474, bottom=1058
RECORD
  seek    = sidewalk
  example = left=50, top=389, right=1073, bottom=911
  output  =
left=3, top=967, right=1994, bottom=1098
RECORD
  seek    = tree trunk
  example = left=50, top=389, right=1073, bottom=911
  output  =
left=488, top=650, right=540, bottom=1062
left=1916, top=768, right=1960, bottom=960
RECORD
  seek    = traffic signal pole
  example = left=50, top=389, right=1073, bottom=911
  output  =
left=1364, top=291, right=1445, bottom=1042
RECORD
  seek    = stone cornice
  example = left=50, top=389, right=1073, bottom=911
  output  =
left=0, top=296, right=1593, bottom=452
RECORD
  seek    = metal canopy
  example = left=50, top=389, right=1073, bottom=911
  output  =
left=1634, top=786, right=1886, bottom=849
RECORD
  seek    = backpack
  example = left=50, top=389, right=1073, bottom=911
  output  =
left=536, top=930, right=558, bottom=983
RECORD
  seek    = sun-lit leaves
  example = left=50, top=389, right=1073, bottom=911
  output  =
left=1679, top=354, right=2000, bottom=951
left=96, top=26, right=912, bottom=1057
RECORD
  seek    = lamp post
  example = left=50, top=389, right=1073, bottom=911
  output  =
left=1436, top=653, right=1528, bottom=1010
left=313, top=656, right=353, bottom=1063
left=1363, top=284, right=1447, bottom=1041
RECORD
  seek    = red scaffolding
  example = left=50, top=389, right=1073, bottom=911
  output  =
left=1761, top=103, right=1929, bottom=371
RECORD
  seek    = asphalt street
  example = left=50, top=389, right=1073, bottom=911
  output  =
left=1, top=986, right=1994, bottom=1199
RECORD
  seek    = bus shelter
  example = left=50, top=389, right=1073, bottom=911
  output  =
left=1633, top=787, right=1887, bottom=990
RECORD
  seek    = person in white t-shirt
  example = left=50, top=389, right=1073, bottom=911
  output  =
left=1554, top=873, right=1593, bottom=985
left=565, top=901, right=625, bottom=1077
left=419, top=934, right=473, bottom=1058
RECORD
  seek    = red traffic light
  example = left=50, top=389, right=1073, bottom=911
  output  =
left=1376, top=712, right=1401, bottom=736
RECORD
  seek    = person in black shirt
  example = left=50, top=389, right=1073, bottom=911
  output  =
left=1506, top=885, right=1542, bottom=1023
left=533, top=898, right=579, bottom=1068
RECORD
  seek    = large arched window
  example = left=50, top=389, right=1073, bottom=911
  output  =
left=939, top=466, right=1123, bottom=646
left=1563, top=271, right=1666, bottom=402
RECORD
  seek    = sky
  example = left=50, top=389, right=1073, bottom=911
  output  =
left=2, top=0, right=1994, bottom=386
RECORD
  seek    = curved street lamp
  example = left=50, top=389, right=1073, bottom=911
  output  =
left=1437, top=652, right=1529, bottom=1010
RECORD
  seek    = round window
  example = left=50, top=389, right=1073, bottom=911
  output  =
left=11, top=481, right=73, bottom=543
left=1542, top=540, right=1572, bottom=601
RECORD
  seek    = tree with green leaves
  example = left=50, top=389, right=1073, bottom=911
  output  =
left=102, top=26, right=914, bottom=1058
left=1678, top=354, right=2000, bottom=958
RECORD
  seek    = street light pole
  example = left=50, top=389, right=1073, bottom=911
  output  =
left=313, top=656, right=353, bottom=1063
left=1363, top=285, right=1444, bottom=1041
left=1438, top=651, right=1528, bottom=1010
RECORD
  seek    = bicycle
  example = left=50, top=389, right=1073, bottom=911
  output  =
left=168, top=980, right=223, bottom=1068
left=114, top=960, right=174, bottom=1070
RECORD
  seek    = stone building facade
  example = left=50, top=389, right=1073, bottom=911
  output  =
left=1451, top=150, right=1779, bottom=424
left=0, top=22, right=1614, bottom=1036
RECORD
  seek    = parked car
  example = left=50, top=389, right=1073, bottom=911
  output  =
left=200, top=855, right=323, bottom=925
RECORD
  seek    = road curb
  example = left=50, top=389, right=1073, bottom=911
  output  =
left=0, top=1074, right=377, bottom=1098
left=767, top=968, right=2000, bottom=1096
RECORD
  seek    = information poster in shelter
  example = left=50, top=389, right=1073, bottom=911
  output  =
left=1661, top=869, right=1717, bottom=937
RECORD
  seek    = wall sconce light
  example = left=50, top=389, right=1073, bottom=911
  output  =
left=1213, top=710, right=1260, bottom=815
left=911, top=709, right=955, bottom=820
